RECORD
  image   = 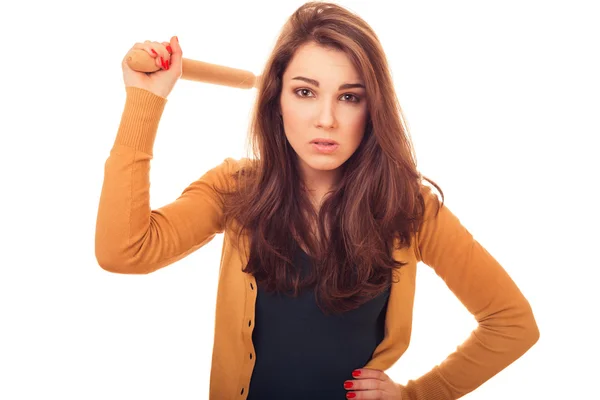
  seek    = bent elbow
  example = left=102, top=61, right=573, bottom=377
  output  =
left=95, top=248, right=149, bottom=275
left=523, top=312, right=540, bottom=349
left=96, top=251, right=128, bottom=274
left=511, top=304, right=540, bottom=356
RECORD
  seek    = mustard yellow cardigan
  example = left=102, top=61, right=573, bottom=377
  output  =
left=95, top=87, right=539, bottom=399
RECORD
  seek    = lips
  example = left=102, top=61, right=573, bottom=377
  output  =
left=310, top=138, right=339, bottom=145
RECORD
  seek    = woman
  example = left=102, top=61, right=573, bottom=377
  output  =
left=96, top=2, right=539, bottom=399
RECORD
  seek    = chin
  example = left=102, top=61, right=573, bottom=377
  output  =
left=301, top=154, right=347, bottom=171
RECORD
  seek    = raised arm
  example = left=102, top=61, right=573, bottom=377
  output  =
left=95, top=86, right=238, bottom=274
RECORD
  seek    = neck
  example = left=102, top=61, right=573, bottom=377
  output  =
left=297, top=160, right=342, bottom=209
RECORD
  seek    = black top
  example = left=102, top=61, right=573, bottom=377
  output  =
left=247, top=245, right=390, bottom=399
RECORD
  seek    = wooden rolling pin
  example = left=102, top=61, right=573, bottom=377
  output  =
left=125, top=49, right=261, bottom=89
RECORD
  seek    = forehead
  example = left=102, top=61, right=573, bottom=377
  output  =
left=283, top=42, right=362, bottom=84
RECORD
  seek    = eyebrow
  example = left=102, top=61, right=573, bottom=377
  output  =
left=291, top=76, right=366, bottom=90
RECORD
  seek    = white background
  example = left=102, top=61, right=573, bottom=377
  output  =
left=1, top=0, right=598, bottom=398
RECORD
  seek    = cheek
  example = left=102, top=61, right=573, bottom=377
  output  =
left=282, top=103, right=310, bottom=130
left=281, top=106, right=312, bottom=149
left=344, top=112, right=368, bottom=145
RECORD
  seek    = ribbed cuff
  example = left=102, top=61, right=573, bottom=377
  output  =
left=403, top=368, right=456, bottom=400
left=114, top=86, right=167, bottom=155
left=397, top=384, right=410, bottom=399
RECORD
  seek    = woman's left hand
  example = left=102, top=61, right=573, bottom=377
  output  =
left=344, top=368, right=404, bottom=399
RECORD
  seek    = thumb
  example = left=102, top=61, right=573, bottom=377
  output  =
left=169, top=36, right=183, bottom=75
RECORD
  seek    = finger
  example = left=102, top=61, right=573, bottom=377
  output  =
left=167, top=36, right=182, bottom=72
left=132, top=41, right=160, bottom=58
left=150, top=40, right=170, bottom=70
left=133, top=41, right=169, bottom=70
left=351, top=368, right=389, bottom=381
left=344, top=378, right=383, bottom=391
left=345, top=389, right=384, bottom=399
left=153, top=41, right=172, bottom=70
left=158, top=41, right=173, bottom=71
left=161, top=41, right=173, bottom=55
left=131, top=42, right=161, bottom=70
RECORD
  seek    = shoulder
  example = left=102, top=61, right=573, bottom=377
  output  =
left=220, top=157, right=258, bottom=180
left=418, top=181, right=444, bottom=220
left=200, top=157, right=258, bottom=192
left=203, top=157, right=256, bottom=176
left=217, top=157, right=256, bottom=171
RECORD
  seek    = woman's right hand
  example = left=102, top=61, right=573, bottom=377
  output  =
left=121, top=36, right=182, bottom=99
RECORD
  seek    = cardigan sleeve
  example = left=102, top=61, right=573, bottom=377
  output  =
left=94, top=87, right=239, bottom=274
left=398, top=184, right=540, bottom=399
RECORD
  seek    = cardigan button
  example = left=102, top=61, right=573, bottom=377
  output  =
left=250, top=282, right=254, bottom=290
left=248, top=319, right=251, bottom=327
left=240, top=387, right=244, bottom=395
left=250, top=352, right=253, bottom=360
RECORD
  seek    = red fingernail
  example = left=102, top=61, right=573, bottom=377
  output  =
left=352, top=370, right=361, bottom=377
left=344, top=381, right=353, bottom=389
left=165, top=59, right=170, bottom=70
left=166, top=45, right=173, bottom=54
left=346, top=393, right=356, bottom=399
left=151, top=49, right=158, bottom=57
left=160, top=57, right=166, bottom=69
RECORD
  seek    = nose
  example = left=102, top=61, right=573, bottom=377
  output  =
left=315, top=101, right=337, bottom=129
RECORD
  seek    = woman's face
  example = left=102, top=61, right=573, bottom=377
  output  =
left=280, top=42, right=369, bottom=182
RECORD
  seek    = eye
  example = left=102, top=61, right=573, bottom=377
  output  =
left=294, top=89, right=361, bottom=103
left=295, top=88, right=314, bottom=98
left=341, top=93, right=361, bottom=103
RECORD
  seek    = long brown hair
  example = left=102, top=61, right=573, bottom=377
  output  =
left=217, top=1, right=443, bottom=315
